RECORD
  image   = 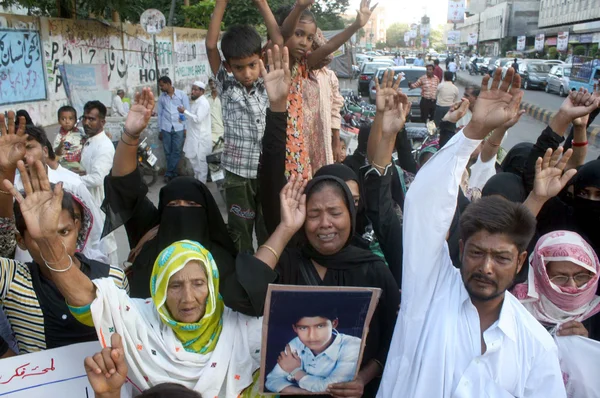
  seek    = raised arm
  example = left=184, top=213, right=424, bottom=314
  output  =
left=567, top=109, right=591, bottom=170
left=403, top=69, right=523, bottom=307
left=254, top=0, right=283, bottom=47
left=111, top=88, right=155, bottom=177
left=480, top=110, right=524, bottom=163
left=206, top=0, right=227, bottom=75
left=280, top=0, right=314, bottom=41
left=366, top=70, right=401, bottom=163
left=4, top=160, right=96, bottom=307
left=0, top=112, right=26, bottom=220
left=307, top=0, right=376, bottom=70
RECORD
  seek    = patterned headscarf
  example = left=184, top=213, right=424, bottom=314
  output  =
left=150, top=240, right=224, bottom=354
left=513, top=231, right=600, bottom=325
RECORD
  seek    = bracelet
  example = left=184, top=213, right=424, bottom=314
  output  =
left=486, top=140, right=501, bottom=147
left=39, top=240, right=68, bottom=265
left=259, top=244, right=280, bottom=262
left=120, top=135, right=138, bottom=147
left=45, top=253, right=74, bottom=273
left=572, top=140, right=588, bottom=147
left=0, top=188, right=10, bottom=195
left=371, top=161, right=391, bottom=171
left=123, top=127, right=140, bottom=141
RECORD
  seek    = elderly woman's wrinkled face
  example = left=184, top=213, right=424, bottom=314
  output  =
left=546, top=260, right=594, bottom=289
left=304, top=184, right=351, bottom=256
left=166, top=261, right=209, bottom=323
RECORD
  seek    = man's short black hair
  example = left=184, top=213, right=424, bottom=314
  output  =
left=24, top=125, right=55, bottom=160
left=459, top=196, right=536, bottom=253
left=221, top=25, right=262, bottom=62
left=139, top=383, right=202, bottom=398
left=293, top=308, right=339, bottom=325
left=434, top=59, right=440, bottom=65
left=444, top=71, right=453, bottom=81
left=83, top=101, right=107, bottom=120
left=15, top=187, right=81, bottom=237
left=426, top=64, right=434, bottom=70
left=158, top=76, right=172, bottom=85
left=57, top=105, right=77, bottom=120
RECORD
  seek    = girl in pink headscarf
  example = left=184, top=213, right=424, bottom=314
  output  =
left=513, top=230, right=600, bottom=338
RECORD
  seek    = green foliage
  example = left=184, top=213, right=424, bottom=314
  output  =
left=573, top=45, right=586, bottom=56
left=548, top=47, right=559, bottom=60
left=375, top=41, right=386, bottom=49
left=385, top=22, right=409, bottom=47
left=183, top=0, right=216, bottom=29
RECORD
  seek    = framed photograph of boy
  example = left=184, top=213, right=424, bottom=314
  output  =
left=259, top=285, right=381, bottom=395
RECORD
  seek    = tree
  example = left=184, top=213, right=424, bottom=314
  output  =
left=183, top=0, right=215, bottom=29
left=386, top=22, right=409, bottom=47
left=573, top=45, right=586, bottom=56
left=375, top=41, right=386, bottom=50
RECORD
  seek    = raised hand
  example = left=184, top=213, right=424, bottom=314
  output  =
left=375, top=69, right=401, bottom=112
left=502, top=109, right=526, bottom=129
left=84, top=333, right=128, bottom=396
left=442, top=99, right=470, bottom=124
left=3, top=160, right=63, bottom=241
left=533, top=147, right=577, bottom=199
left=279, top=174, right=307, bottom=234
left=124, top=87, right=155, bottom=138
left=465, top=68, right=523, bottom=139
left=354, top=0, right=378, bottom=28
left=0, top=111, right=27, bottom=174
left=260, top=45, right=291, bottom=112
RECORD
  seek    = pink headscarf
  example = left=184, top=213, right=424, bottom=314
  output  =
left=512, top=230, right=600, bottom=325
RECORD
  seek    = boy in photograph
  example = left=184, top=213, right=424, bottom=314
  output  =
left=265, top=310, right=361, bottom=393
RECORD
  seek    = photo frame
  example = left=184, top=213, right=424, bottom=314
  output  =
left=259, top=285, right=381, bottom=395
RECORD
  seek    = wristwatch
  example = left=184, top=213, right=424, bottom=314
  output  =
left=286, top=367, right=302, bottom=382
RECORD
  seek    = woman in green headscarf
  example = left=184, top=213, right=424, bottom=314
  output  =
left=68, top=240, right=263, bottom=396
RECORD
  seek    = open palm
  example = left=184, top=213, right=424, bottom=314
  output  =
left=124, top=88, right=155, bottom=138
left=261, top=45, right=291, bottom=106
left=355, top=0, right=377, bottom=27
left=533, top=147, right=577, bottom=199
left=0, top=112, right=27, bottom=172
left=4, top=160, right=63, bottom=241
left=280, top=175, right=306, bottom=234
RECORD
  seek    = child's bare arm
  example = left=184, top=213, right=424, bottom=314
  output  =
left=207, top=0, right=228, bottom=75
left=280, top=0, right=313, bottom=41
left=307, top=0, right=376, bottom=69
left=254, top=0, right=284, bottom=47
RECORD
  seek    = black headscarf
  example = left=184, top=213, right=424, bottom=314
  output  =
left=16, top=110, right=34, bottom=126
left=572, top=160, right=600, bottom=252
left=501, top=142, right=533, bottom=179
left=314, top=164, right=359, bottom=183
left=482, top=172, right=527, bottom=203
left=156, top=177, right=236, bottom=257
left=300, top=175, right=383, bottom=269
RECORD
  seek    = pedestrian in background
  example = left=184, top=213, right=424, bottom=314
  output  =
left=157, top=76, right=189, bottom=183
left=434, top=71, right=460, bottom=126
left=409, top=64, right=440, bottom=123
left=207, top=78, right=224, bottom=145
left=433, top=59, right=443, bottom=82
left=179, top=81, right=211, bottom=183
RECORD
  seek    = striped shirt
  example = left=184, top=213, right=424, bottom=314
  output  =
left=412, top=75, right=440, bottom=100
left=0, top=256, right=129, bottom=354
left=215, top=66, right=268, bottom=179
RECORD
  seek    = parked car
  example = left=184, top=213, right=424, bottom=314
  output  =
left=358, top=59, right=395, bottom=95
left=481, top=57, right=497, bottom=75
left=569, top=63, right=600, bottom=93
left=405, top=57, right=416, bottom=65
left=544, top=60, right=565, bottom=65
left=355, top=54, right=370, bottom=68
left=519, top=61, right=552, bottom=90
left=368, top=66, right=427, bottom=121
left=546, top=64, right=572, bottom=96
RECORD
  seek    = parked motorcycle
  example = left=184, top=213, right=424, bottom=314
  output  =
left=406, top=121, right=439, bottom=162
left=137, top=137, right=159, bottom=187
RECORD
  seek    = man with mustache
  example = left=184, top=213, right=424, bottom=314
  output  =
left=377, top=69, right=570, bottom=397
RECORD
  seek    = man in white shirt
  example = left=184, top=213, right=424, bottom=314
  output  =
left=178, top=81, right=212, bottom=183
left=111, top=89, right=127, bottom=117
left=79, top=101, right=118, bottom=265
left=377, top=69, right=566, bottom=397
left=207, top=78, right=224, bottom=144
left=448, top=58, right=458, bottom=80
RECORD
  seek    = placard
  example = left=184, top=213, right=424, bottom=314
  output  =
left=0, top=29, right=46, bottom=105
left=447, top=31, right=461, bottom=46
left=468, top=32, right=478, bottom=46
left=0, top=342, right=132, bottom=397
left=259, top=285, right=380, bottom=395
left=557, top=31, right=569, bottom=51
left=59, top=63, right=112, bottom=120
left=447, top=0, right=466, bottom=23
left=535, top=34, right=545, bottom=52
left=421, top=38, right=429, bottom=49
left=410, top=23, right=418, bottom=39
left=404, top=32, right=410, bottom=45
left=517, top=36, right=526, bottom=51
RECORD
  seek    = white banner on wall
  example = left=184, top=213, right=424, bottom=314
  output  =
left=0, top=342, right=133, bottom=397
left=447, top=31, right=461, bottom=46
left=468, top=33, right=478, bottom=46
left=410, top=23, right=418, bottom=38
left=404, top=32, right=410, bottom=44
left=447, top=0, right=466, bottom=23
left=420, top=24, right=430, bottom=38
left=557, top=31, right=569, bottom=51
left=535, top=34, right=545, bottom=51
left=517, top=36, right=526, bottom=51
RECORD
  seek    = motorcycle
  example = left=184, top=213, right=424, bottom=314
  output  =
left=207, top=137, right=225, bottom=197
left=137, top=137, right=159, bottom=187
left=406, top=121, right=439, bottom=162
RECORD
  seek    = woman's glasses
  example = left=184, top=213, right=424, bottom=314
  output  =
left=550, top=273, right=593, bottom=287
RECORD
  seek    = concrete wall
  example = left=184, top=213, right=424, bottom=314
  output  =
left=539, top=0, right=600, bottom=28
left=508, top=0, right=542, bottom=36
left=0, top=14, right=209, bottom=127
